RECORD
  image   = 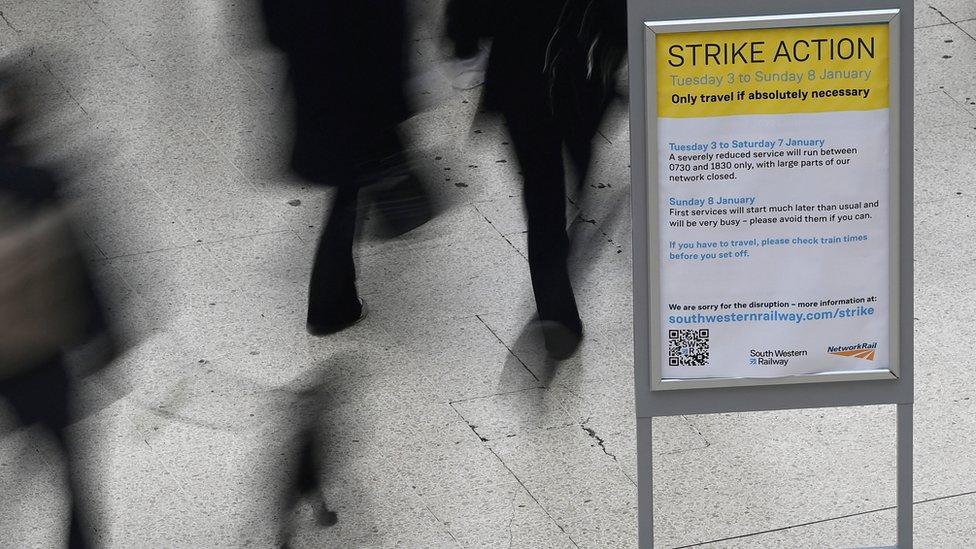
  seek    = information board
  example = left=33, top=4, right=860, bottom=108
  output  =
left=646, top=14, right=901, bottom=388
left=631, top=6, right=914, bottom=546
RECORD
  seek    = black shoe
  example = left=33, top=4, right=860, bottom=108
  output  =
left=307, top=298, right=367, bottom=336
left=318, top=508, right=338, bottom=527
left=542, top=318, right=583, bottom=360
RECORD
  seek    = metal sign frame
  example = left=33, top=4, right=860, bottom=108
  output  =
left=646, top=10, right=902, bottom=392
left=628, top=1, right=913, bottom=547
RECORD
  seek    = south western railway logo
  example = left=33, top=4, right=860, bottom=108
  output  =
left=827, top=342, right=878, bottom=361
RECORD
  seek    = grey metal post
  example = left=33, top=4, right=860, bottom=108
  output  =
left=897, top=403, right=913, bottom=548
left=637, top=409, right=910, bottom=549
left=637, top=418, right=653, bottom=549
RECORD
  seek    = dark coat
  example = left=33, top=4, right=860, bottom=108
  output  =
left=0, top=163, right=112, bottom=367
left=482, top=0, right=566, bottom=115
left=449, top=0, right=625, bottom=128
left=262, top=0, right=411, bottom=184
left=0, top=162, right=59, bottom=205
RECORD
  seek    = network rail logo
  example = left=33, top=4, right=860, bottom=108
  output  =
left=827, top=342, right=878, bottom=361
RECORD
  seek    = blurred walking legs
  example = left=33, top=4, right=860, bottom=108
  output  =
left=276, top=373, right=337, bottom=549
left=307, top=186, right=362, bottom=334
left=503, top=108, right=583, bottom=358
left=262, top=0, right=435, bottom=335
left=0, top=358, right=89, bottom=548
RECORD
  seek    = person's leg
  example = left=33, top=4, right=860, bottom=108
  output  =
left=307, top=185, right=363, bottom=333
left=62, top=438, right=89, bottom=549
left=0, top=358, right=90, bottom=548
left=564, top=129, right=595, bottom=191
left=504, top=109, right=583, bottom=356
left=445, top=0, right=483, bottom=59
left=37, top=369, right=91, bottom=549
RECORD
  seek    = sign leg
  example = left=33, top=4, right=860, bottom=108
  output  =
left=638, top=417, right=654, bottom=549
left=897, top=403, right=913, bottom=548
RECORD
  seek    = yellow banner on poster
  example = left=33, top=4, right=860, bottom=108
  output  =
left=657, top=24, right=889, bottom=118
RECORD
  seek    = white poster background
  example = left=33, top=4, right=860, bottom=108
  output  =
left=659, top=109, right=890, bottom=379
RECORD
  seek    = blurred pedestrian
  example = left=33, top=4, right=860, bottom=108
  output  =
left=0, top=68, right=113, bottom=549
left=261, top=0, right=435, bottom=335
left=443, top=0, right=492, bottom=89
left=276, top=373, right=337, bottom=549
left=446, top=0, right=626, bottom=358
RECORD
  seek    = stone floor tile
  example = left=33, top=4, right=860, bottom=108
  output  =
left=654, top=406, right=898, bottom=547
left=915, top=90, right=976, bottom=129
left=423, top=482, right=577, bottom=549
left=0, top=428, right=65, bottom=548
left=962, top=18, right=976, bottom=41
left=927, top=0, right=976, bottom=23
left=914, top=24, right=976, bottom=99
left=307, top=506, right=461, bottom=549
left=474, top=196, right=529, bottom=236
left=452, top=388, right=577, bottom=442
left=366, top=229, right=532, bottom=321
left=386, top=315, right=542, bottom=404
left=519, top=461, right=638, bottom=526
left=78, top=183, right=197, bottom=258
left=489, top=424, right=629, bottom=487
left=913, top=398, right=976, bottom=500
left=561, top=511, right=641, bottom=549
left=906, top=196, right=975, bottom=273
left=696, top=492, right=976, bottom=548
left=915, top=2, right=952, bottom=28
left=914, top=124, right=976, bottom=205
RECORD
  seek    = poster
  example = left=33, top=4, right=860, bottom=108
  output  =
left=656, top=22, right=893, bottom=380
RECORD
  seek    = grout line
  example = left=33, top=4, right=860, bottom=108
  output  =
left=914, top=21, right=954, bottom=29
left=678, top=415, right=712, bottom=452
left=502, top=233, right=529, bottom=261
left=448, top=385, right=547, bottom=406
left=474, top=314, right=541, bottom=382
left=97, top=229, right=296, bottom=262
left=80, top=0, right=142, bottom=63
left=676, top=489, right=976, bottom=548
left=448, top=400, right=490, bottom=443
left=0, top=10, right=22, bottom=33
left=924, top=4, right=953, bottom=27
left=83, top=227, right=109, bottom=259
left=422, top=503, right=463, bottom=546
left=40, top=59, right=89, bottom=117
left=486, top=447, right=582, bottom=548
left=471, top=202, right=531, bottom=262
left=566, top=195, right=625, bottom=253
left=958, top=22, right=976, bottom=42
left=933, top=88, right=976, bottom=118
left=926, top=3, right=976, bottom=41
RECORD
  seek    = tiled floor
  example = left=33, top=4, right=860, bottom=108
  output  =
left=1, top=1, right=975, bottom=547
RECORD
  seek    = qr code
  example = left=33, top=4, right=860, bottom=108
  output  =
left=668, top=329, right=710, bottom=367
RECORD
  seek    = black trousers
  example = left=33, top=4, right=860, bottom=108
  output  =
left=0, top=358, right=89, bottom=548
left=307, top=186, right=361, bottom=324
left=503, top=105, right=592, bottom=332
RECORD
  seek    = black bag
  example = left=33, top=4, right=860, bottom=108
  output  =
left=0, top=198, right=94, bottom=377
